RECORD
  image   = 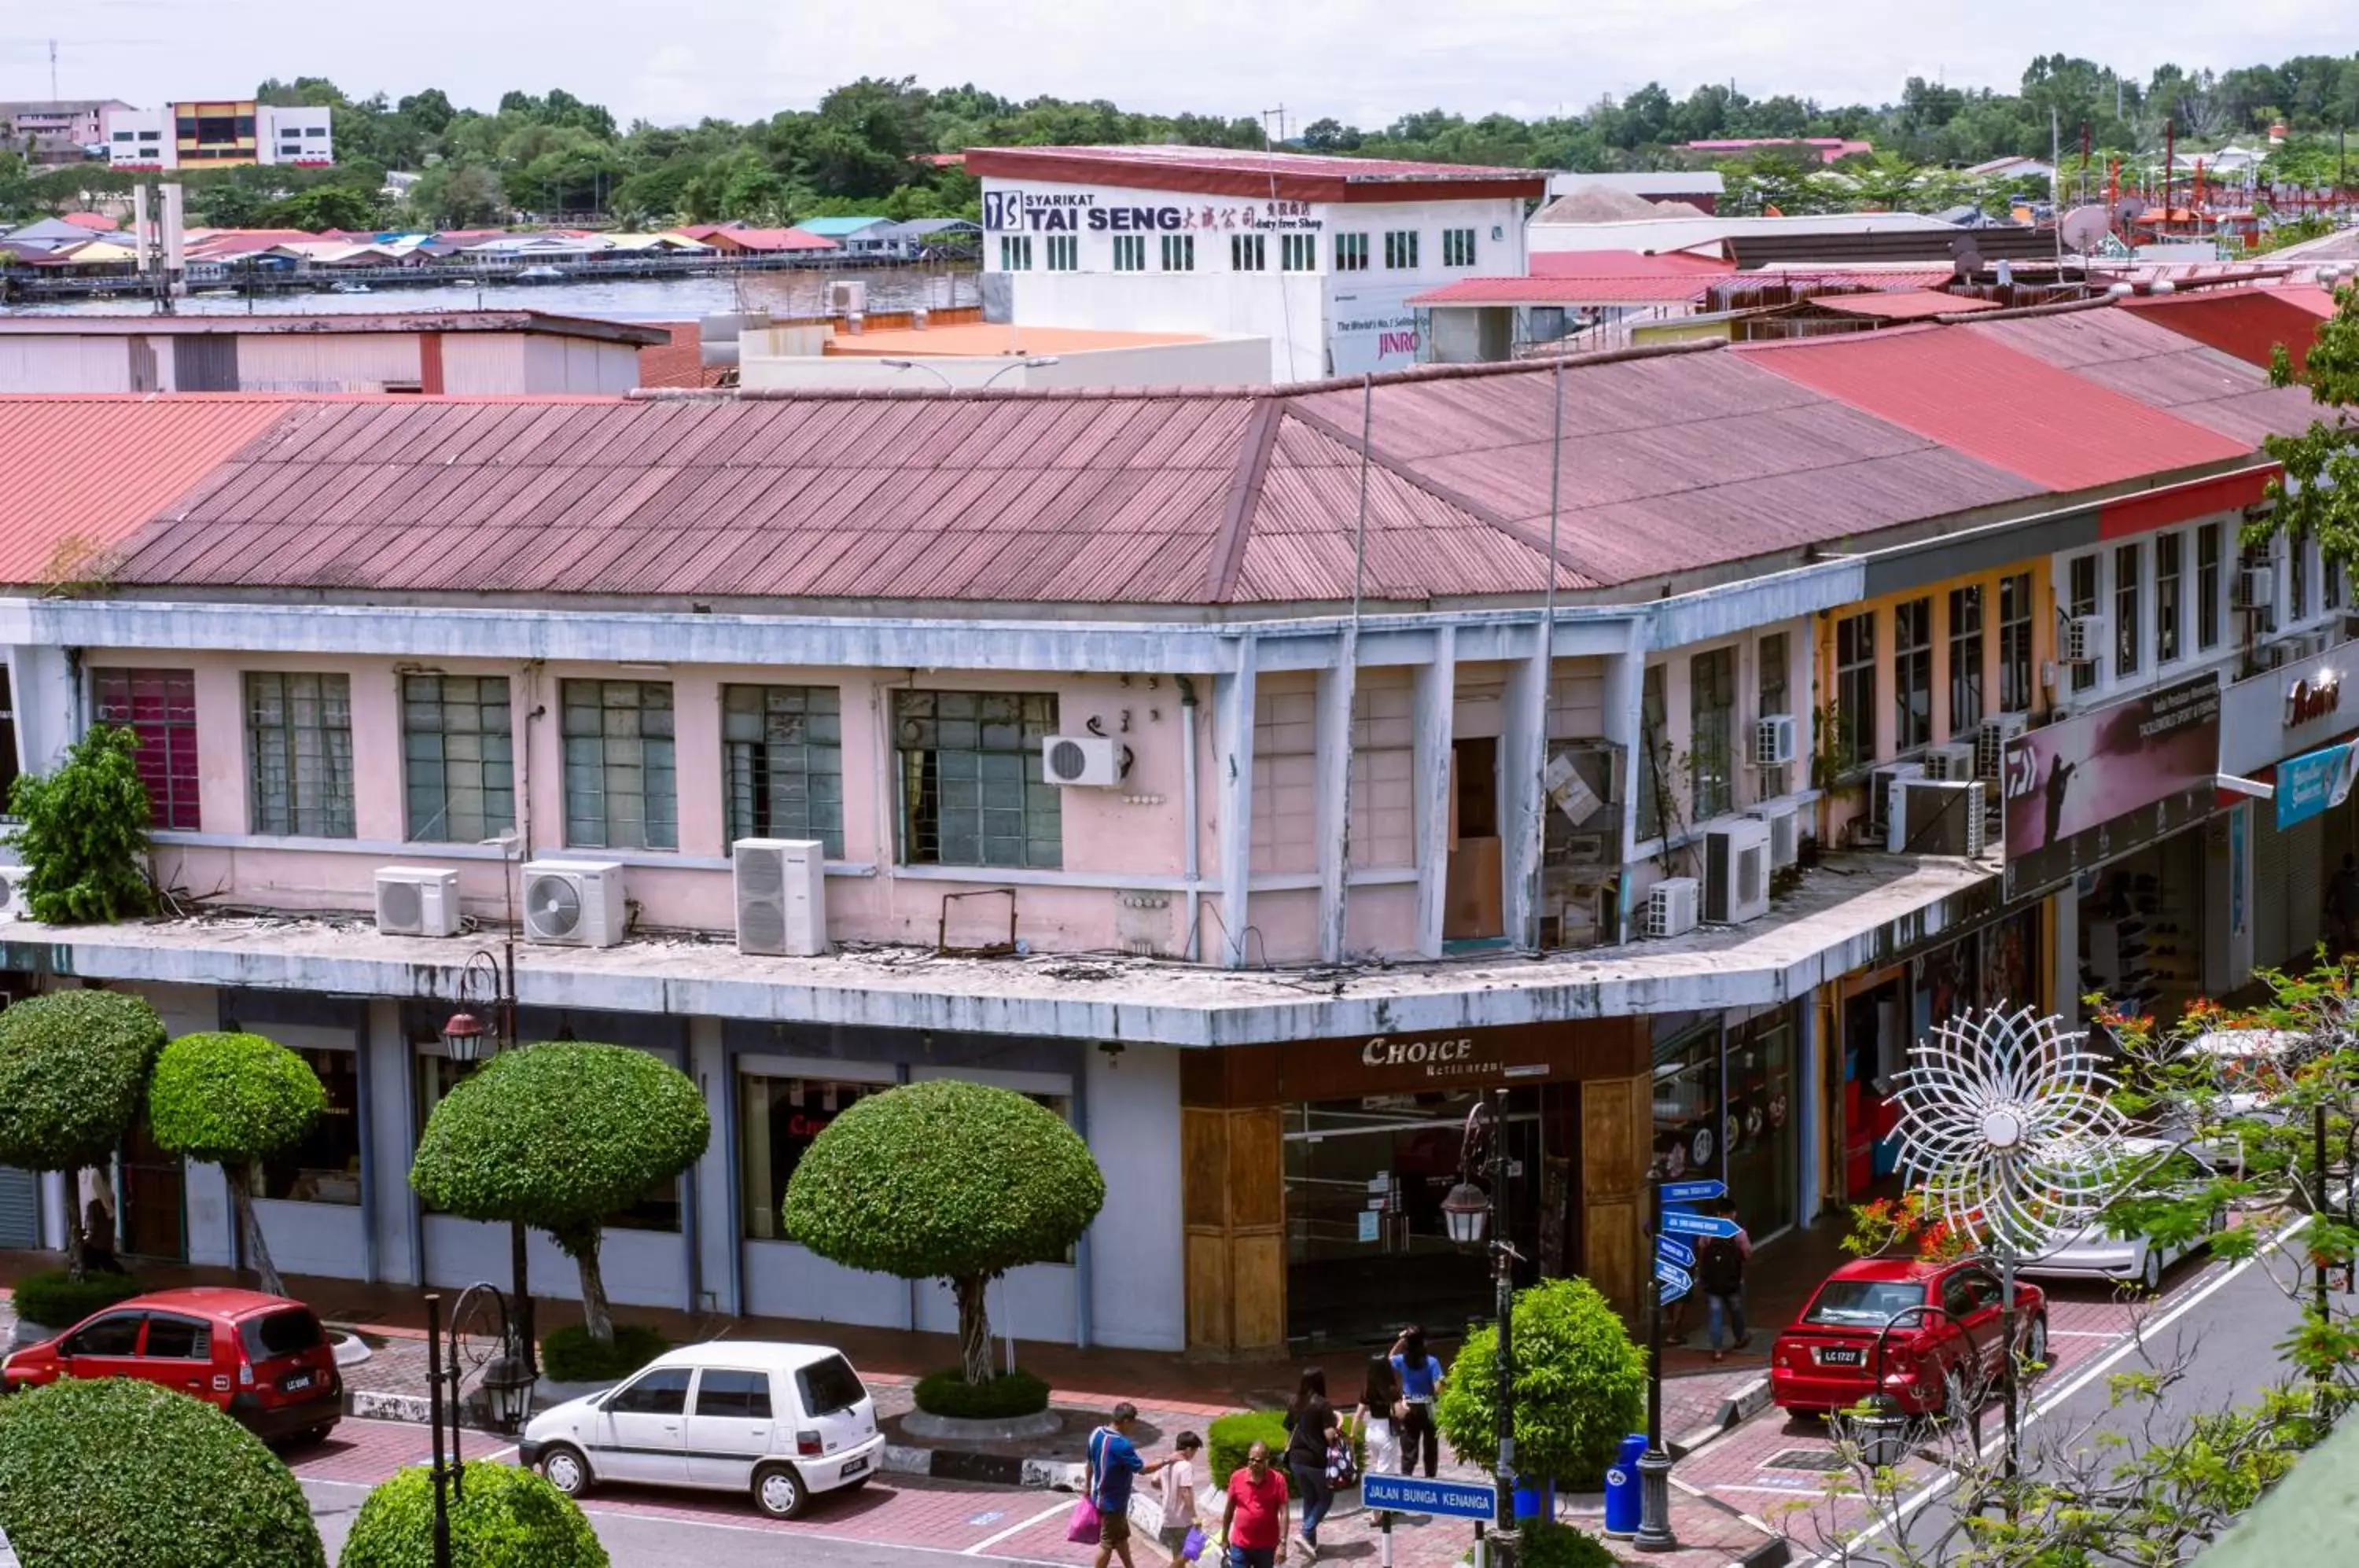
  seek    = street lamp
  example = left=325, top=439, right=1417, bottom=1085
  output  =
left=1452, top=1091, right=1519, bottom=1568
left=882, top=355, right=1061, bottom=390
left=425, top=1284, right=534, bottom=1568
left=439, top=926, right=537, bottom=1381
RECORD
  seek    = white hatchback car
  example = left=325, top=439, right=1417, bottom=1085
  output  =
left=521, top=1341, right=885, bottom=1519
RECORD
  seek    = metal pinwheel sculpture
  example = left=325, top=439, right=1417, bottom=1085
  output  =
left=1895, top=1005, right=2132, bottom=1255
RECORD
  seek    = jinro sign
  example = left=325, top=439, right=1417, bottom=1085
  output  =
left=2001, top=672, right=2223, bottom=897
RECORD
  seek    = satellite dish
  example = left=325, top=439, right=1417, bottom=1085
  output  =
left=2060, top=204, right=2112, bottom=254
left=1950, top=234, right=1984, bottom=279
left=2114, top=195, right=2149, bottom=229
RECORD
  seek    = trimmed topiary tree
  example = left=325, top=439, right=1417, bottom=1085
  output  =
left=337, top=1460, right=605, bottom=1568
left=0, top=1376, right=326, bottom=1567
left=1434, top=1276, right=1648, bottom=1486
left=0, top=988, right=166, bottom=1279
left=410, top=1042, right=708, bottom=1344
left=6, top=721, right=154, bottom=923
left=784, top=1078, right=1105, bottom=1388
left=147, top=1031, right=327, bottom=1298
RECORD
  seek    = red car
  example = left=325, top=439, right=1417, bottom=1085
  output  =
left=1769, top=1258, right=2046, bottom=1419
left=1, top=1286, right=340, bottom=1444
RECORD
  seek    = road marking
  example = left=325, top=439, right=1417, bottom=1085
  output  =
left=966, top=1498, right=1076, bottom=1555
left=2046, top=1329, right=2121, bottom=1338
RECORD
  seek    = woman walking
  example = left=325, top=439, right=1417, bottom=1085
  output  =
left=1388, top=1326, right=1446, bottom=1479
left=1281, top=1367, right=1341, bottom=1562
left=1352, top=1355, right=1401, bottom=1479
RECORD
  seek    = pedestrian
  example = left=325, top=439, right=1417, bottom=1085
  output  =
left=1696, top=1197, right=1753, bottom=1364
left=2328, top=854, right=2359, bottom=954
left=1090, top=1402, right=1173, bottom=1568
left=1156, top=1431, right=1204, bottom=1568
left=1281, top=1367, right=1341, bottom=1562
left=1351, top=1354, right=1401, bottom=1479
left=1222, top=1441, right=1290, bottom=1568
left=1387, top=1325, right=1446, bottom=1478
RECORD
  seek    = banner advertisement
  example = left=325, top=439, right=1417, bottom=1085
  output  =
left=2001, top=673, right=2222, bottom=898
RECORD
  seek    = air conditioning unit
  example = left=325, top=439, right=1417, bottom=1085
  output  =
left=1042, top=734, right=1120, bottom=787
left=2063, top=614, right=2107, bottom=664
left=1922, top=742, right=1978, bottom=782
left=1887, top=779, right=1986, bottom=857
left=0, top=847, right=27, bottom=921
left=1867, top=761, right=1925, bottom=835
left=1702, top=819, right=1772, bottom=926
left=374, top=867, right=461, bottom=938
left=1754, top=714, right=1797, bottom=767
left=1747, top=800, right=1801, bottom=869
left=1644, top=877, right=1700, bottom=940
left=520, top=859, right=627, bottom=948
left=826, top=279, right=867, bottom=315
left=1975, top=714, right=2028, bottom=780
left=2236, top=566, right=2276, bottom=609
left=734, top=838, right=827, bottom=957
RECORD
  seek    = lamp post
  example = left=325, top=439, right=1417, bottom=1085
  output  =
left=424, top=1284, right=536, bottom=1568
left=1441, top=1088, right=1517, bottom=1568
left=1634, top=1172, right=1676, bottom=1552
left=440, top=940, right=535, bottom=1381
left=882, top=355, right=1061, bottom=390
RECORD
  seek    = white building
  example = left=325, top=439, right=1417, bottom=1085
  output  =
left=966, top=145, right=1544, bottom=383
left=104, top=100, right=333, bottom=171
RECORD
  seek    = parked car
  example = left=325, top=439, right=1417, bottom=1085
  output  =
left=521, top=1341, right=884, bottom=1520
left=2015, top=1139, right=2225, bottom=1293
left=1769, top=1258, right=2047, bottom=1419
left=0, top=1286, right=340, bottom=1444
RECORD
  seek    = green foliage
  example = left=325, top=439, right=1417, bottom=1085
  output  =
left=539, top=1323, right=671, bottom=1384
left=0, top=1377, right=326, bottom=1568
left=10, top=1268, right=142, bottom=1330
left=1518, top=1522, right=1618, bottom=1568
left=2257, top=284, right=2359, bottom=572
left=148, top=1032, right=326, bottom=1168
left=1434, top=1278, right=1647, bottom=1485
left=338, top=1459, right=606, bottom=1568
left=1206, top=1411, right=1290, bottom=1489
left=0, top=989, right=167, bottom=1174
left=6, top=723, right=153, bottom=923
left=913, top=1367, right=1051, bottom=1419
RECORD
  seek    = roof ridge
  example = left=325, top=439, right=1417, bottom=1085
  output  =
left=1209, top=398, right=1285, bottom=602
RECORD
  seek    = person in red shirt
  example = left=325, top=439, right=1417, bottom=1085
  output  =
left=1222, top=1441, right=1291, bottom=1568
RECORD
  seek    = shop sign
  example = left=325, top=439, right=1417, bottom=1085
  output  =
left=2221, top=646, right=2356, bottom=773
left=1359, top=1033, right=1486, bottom=1077
left=2002, top=673, right=2222, bottom=898
left=1270, top=1021, right=1632, bottom=1102
left=2288, top=672, right=2342, bottom=728
left=2276, top=742, right=2359, bottom=831
left=1329, top=283, right=1422, bottom=375
left=984, top=186, right=1323, bottom=234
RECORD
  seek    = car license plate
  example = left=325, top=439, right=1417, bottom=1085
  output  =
left=840, top=1455, right=870, bottom=1481
left=1817, top=1348, right=1862, bottom=1366
left=282, top=1373, right=315, bottom=1393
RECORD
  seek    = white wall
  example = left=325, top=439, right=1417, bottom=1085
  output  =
left=740, top=337, right=1272, bottom=391
left=1010, top=271, right=1328, bottom=382
left=0, top=337, right=133, bottom=394
left=237, top=333, right=421, bottom=392
left=1080, top=1042, right=1184, bottom=1351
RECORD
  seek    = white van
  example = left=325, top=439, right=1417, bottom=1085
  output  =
left=521, top=1341, right=885, bottom=1519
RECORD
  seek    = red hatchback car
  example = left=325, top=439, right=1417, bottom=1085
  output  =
left=1769, top=1258, right=2046, bottom=1419
left=1, top=1286, right=340, bottom=1444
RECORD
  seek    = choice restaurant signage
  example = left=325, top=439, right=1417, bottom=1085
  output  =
left=1275, top=1021, right=1640, bottom=1102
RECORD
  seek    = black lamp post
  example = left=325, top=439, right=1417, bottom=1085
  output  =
left=440, top=942, right=535, bottom=1380
left=424, top=1283, right=535, bottom=1568
left=1634, top=1172, right=1676, bottom=1553
left=1443, top=1089, right=1518, bottom=1568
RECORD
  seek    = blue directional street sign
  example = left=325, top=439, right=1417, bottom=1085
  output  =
left=1654, top=1235, right=1696, bottom=1268
left=1360, top=1473, right=1499, bottom=1520
left=1654, top=1259, right=1693, bottom=1303
left=1659, top=1179, right=1728, bottom=1205
left=1661, top=1209, right=1742, bottom=1239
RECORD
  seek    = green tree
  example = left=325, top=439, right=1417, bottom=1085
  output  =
left=2255, top=284, right=2359, bottom=567
left=147, top=1032, right=327, bottom=1298
left=785, top=1079, right=1104, bottom=1386
left=339, top=1461, right=605, bottom=1568
left=1433, top=1277, right=1648, bottom=1485
left=0, top=990, right=165, bottom=1279
left=410, top=1043, right=708, bottom=1344
left=0, top=1377, right=326, bottom=1567
left=7, top=722, right=153, bottom=924
left=265, top=185, right=382, bottom=233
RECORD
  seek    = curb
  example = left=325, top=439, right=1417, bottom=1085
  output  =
left=1673, top=1376, right=1772, bottom=1456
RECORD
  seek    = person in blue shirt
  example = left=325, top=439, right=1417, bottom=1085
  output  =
left=1091, top=1402, right=1174, bottom=1568
left=1388, top=1326, right=1447, bottom=1479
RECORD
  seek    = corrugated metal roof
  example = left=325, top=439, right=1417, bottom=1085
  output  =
left=2122, top=287, right=2333, bottom=373
left=962, top=145, right=1544, bottom=204
left=1961, top=307, right=2324, bottom=447
left=1408, top=276, right=1714, bottom=307
left=1806, top=291, right=2004, bottom=319
left=1735, top=325, right=2252, bottom=490
left=1529, top=250, right=1735, bottom=278
left=0, top=311, right=665, bottom=344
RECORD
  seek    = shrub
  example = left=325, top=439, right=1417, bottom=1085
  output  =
left=1207, top=1410, right=1290, bottom=1489
left=784, top=1080, right=1104, bottom=1386
left=0, top=1377, right=325, bottom=1567
left=149, top=1031, right=326, bottom=1297
left=6, top=722, right=153, bottom=924
left=914, top=1367, right=1051, bottom=1419
left=1518, top=1521, right=1617, bottom=1568
left=539, top=1323, right=671, bottom=1385
left=10, top=1268, right=141, bottom=1331
left=0, top=989, right=167, bottom=1277
left=410, top=1043, right=708, bottom=1345
left=338, top=1459, right=605, bottom=1568
left=1435, top=1277, right=1647, bottom=1486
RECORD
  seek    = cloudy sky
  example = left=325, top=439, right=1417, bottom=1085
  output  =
left=15, top=0, right=2351, bottom=129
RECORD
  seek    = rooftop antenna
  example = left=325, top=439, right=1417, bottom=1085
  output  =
left=1261, top=105, right=1286, bottom=146
left=49, top=37, right=57, bottom=100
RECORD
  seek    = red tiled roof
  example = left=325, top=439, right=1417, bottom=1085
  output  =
left=2122, top=286, right=2335, bottom=373
left=1735, top=324, right=2251, bottom=491
left=1528, top=251, right=1735, bottom=278
left=962, top=145, right=1544, bottom=204
left=1408, top=276, right=1715, bottom=307
left=1805, top=291, right=2004, bottom=320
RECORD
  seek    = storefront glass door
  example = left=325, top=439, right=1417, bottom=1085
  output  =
left=120, top=1120, right=186, bottom=1261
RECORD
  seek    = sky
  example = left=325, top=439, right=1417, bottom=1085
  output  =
left=9, top=0, right=2353, bottom=132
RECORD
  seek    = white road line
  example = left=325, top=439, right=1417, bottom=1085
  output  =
left=2045, top=1329, right=2122, bottom=1338
left=966, top=1500, right=1078, bottom=1555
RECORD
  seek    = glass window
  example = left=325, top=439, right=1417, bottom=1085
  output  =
left=1803, top=1278, right=1928, bottom=1327
left=239, top=1309, right=322, bottom=1360
left=1893, top=598, right=1933, bottom=751
left=1112, top=234, right=1146, bottom=271
left=2068, top=554, right=2100, bottom=693
left=245, top=672, right=354, bottom=837
left=797, top=1355, right=867, bottom=1417
left=1281, top=233, right=1316, bottom=271
left=722, top=685, right=844, bottom=855
left=1947, top=586, right=1984, bottom=735
left=1724, top=1024, right=1797, bottom=1239
left=1836, top=612, right=1876, bottom=769
left=1045, top=234, right=1077, bottom=271
left=1442, top=227, right=1477, bottom=267
left=1636, top=663, right=1669, bottom=842
left=1383, top=230, right=1419, bottom=269
left=258, top=1047, right=359, bottom=1205
left=1231, top=233, right=1265, bottom=271
left=693, top=1369, right=774, bottom=1420
left=2156, top=532, right=2183, bottom=664
left=2328, top=553, right=2346, bottom=613
left=1688, top=646, right=1735, bottom=820
left=561, top=680, right=676, bottom=851
left=64, top=1313, right=143, bottom=1356
left=403, top=675, right=513, bottom=843
left=609, top=1367, right=691, bottom=1415
left=1334, top=232, right=1369, bottom=272
left=741, top=1075, right=885, bottom=1240
left=1651, top=1024, right=1721, bottom=1183
left=2291, top=528, right=2311, bottom=621
left=2197, top=524, right=2222, bottom=651
left=997, top=235, right=1031, bottom=271
left=0, top=667, right=17, bottom=811
left=142, top=1315, right=212, bottom=1360
left=2114, top=543, right=2142, bottom=679
left=1160, top=233, right=1194, bottom=271
left=895, top=690, right=1060, bottom=868
left=1756, top=631, right=1790, bottom=797
left=1998, top=573, right=2033, bottom=714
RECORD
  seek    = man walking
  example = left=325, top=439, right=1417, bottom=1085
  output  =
left=1222, top=1441, right=1290, bottom=1568
left=1695, top=1197, right=1752, bottom=1364
left=1091, top=1403, right=1174, bottom=1568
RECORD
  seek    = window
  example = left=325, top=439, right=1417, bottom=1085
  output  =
left=609, top=1367, right=692, bottom=1415
left=1046, top=234, right=1077, bottom=271
left=1756, top=632, right=1790, bottom=795
left=142, top=1315, right=211, bottom=1360
left=1998, top=573, right=2033, bottom=714
left=239, top=1309, right=322, bottom=1359
left=2069, top=554, right=2100, bottom=694
left=2151, top=532, right=2184, bottom=665
left=1333, top=232, right=1369, bottom=272
left=1947, top=586, right=1984, bottom=734
left=997, top=235, right=1032, bottom=271
left=2114, top=543, right=2142, bottom=679
left=1161, top=233, right=1194, bottom=271
left=258, top=1047, right=359, bottom=1205
left=0, top=666, right=17, bottom=810
left=1112, top=234, right=1146, bottom=271
left=1893, top=598, right=1933, bottom=752
left=2330, top=552, right=2346, bottom=613
left=693, top=1369, right=773, bottom=1420
left=722, top=685, right=844, bottom=855
left=1442, top=227, right=1477, bottom=267
left=561, top=680, right=676, bottom=851
left=1231, top=233, right=1266, bottom=271
left=2291, top=528, right=2312, bottom=622
left=1383, top=230, right=1419, bottom=269
left=741, top=1075, right=885, bottom=1239
left=112, top=130, right=132, bottom=142
left=1636, top=664, right=1669, bottom=842
left=64, top=1313, right=143, bottom=1356
left=797, top=1355, right=867, bottom=1417
left=1689, top=646, right=1736, bottom=820
left=1281, top=232, right=1316, bottom=271
left=403, top=675, right=513, bottom=843
left=2198, top=523, right=2222, bottom=650
left=1835, top=612, right=1876, bottom=769
left=895, top=690, right=1061, bottom=868
left=245, top=672, right=354, bottom=837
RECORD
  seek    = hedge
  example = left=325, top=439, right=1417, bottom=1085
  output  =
left=6, top=722, right=153, bottom=924
left=1207, top=1410, right=1290, bottom=1489
left=1518, top=1521, right=1617, bottom=1568
left=338, top=1459, right=605, bottom=1568
left=147, top=1032, right=326, bottom=1168
left=539, top=1323, right=670, bottom=1385
left=1434, top=1277, right=1647, bottom=1486
left=10, top=1268, right=142, bottom=1332
left=0, top=1378, right=325, bottom=1568
left=914, top=1367, right=1050, bottom=1419
left=0, top=990, right=167, bottom=1174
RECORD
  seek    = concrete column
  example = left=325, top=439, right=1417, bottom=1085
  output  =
left=39, top=1170, right=68, bottom=1254
left=1798, top=988, right=1825, bottom=1226
left=2052, top=890, right=2081, bottom=1034
left=688, top=1014, right=735, bottom=1316
left=185, top=1163, right=236, bottom=1268
left=1315, top=639, right=1358, bottom=964
left=7, top=645, right=79, bottom=774
left=1501, top=630, right=1548, bottom=948
left=1213, top=637, right=1259, bottom=968
left=1600, top=628, right=1647, bottom=946
left=1411, top=626, right=1457, bottom=959
left=366, top=999, right=419, bottom=1285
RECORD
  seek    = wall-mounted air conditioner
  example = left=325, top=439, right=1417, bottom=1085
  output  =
left=1887, top=779, right=1986, bottom=857
left=2236, top=566, right=2276, bottom=610
left=1975, top=714, right=2028, bottom=780
left=1042, top=734, right=1120, bottom=787
left=1746, top=800, right=1800, bottom=869
left=1702, top=819, right=1772, bottom=926
left=1867, top=760, right=1925, bottom=836
left=826, top=279, right=867, bottom=315
left=521, top=859, right=627, bottom=948
left=734, top=838, right=827, bottom=957
left=1921, top=742, right=1978, bottom=782
left=1754, top=714, right=1797, bottom=767
left=1644, top=877, right=1699, bottom=940
left=2063, top=614, right=2107, bottom=664
left=374, top=866, right=462, bottom=938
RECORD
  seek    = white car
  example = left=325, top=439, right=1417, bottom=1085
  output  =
left=521, top=1341, right=885, bottom=1519
left=2015, top=1139, right=2225, bottom=1294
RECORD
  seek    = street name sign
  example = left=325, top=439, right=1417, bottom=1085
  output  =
left=1660, top=1180, right=1728, bottom=1205
left=1661, top=1209, right=1742, bottom=1239
left=1361, top=1474, right=1498, bottom=1520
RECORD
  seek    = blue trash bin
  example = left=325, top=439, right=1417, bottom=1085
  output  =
left=1512, top=1475, right=1552, bottom=1523
left=1603, top=1433, right=1649, bottom=1538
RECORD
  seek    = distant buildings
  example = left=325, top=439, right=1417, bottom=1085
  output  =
left=103, top=100, right=333, bottom=171
left=0, top=99, right=131, bottom=164
left=1681, top=137, right=1873, bottom=164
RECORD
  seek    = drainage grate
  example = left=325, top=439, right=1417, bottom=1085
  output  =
left=1761, top=1448, right=1850, bottom=1472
